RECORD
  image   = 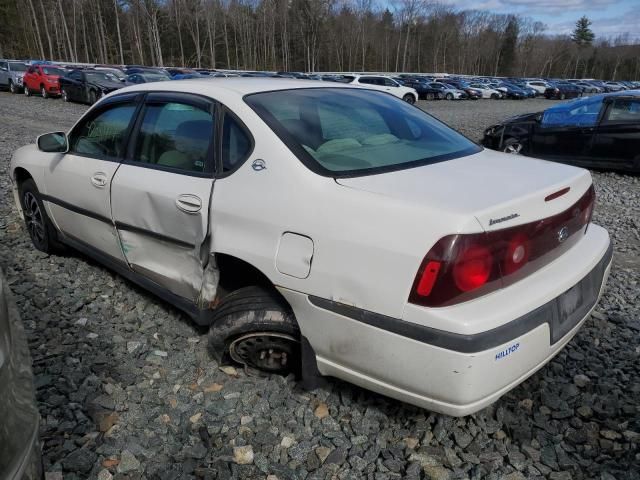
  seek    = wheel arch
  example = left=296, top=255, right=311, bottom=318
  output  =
left=13, top=166, right=34, bottom=186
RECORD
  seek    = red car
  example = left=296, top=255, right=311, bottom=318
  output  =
left=23, top=64, right=66, bottom=98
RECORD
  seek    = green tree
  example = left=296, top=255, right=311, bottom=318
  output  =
left=572, top=16, right=595, bottom=46
left=498, top=16, right=519, bottom=76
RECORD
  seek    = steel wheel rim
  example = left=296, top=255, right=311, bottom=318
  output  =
left=23, top=192, right=46, bottom=246
left=41, top=87, right=46, bottom=97
left=504, top=143, right=522, bottom=154
left=229, top=332, right=299, bottom=373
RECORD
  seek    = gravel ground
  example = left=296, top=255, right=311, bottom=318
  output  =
left=0, top=91, right=638, bottom=480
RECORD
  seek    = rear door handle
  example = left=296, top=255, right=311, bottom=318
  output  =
left=176, top=194, right=202, bottom=214
left=90, top=172, right=107, bottom=188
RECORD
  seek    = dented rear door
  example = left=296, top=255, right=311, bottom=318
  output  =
left=110, top=93, right=216, bottom=302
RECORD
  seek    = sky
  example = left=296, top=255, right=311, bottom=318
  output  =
left=444, top=0, right=640, bottom=41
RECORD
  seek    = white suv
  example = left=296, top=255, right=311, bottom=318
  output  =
left=10, top=79, right=611, bottom=416
left=344, top=74, right=418, bottom=104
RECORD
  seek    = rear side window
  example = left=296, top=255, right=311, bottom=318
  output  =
left=605, top=99, right=640, bottom=123
left=132, top=102, right=213, bottom=174
left=246, top=88, right=480, bottom=177
left=221, top=113, right=252, bottom=173
left=541, top=97, right=604, bottom=128
left=69, top=103, right=137, bottom=159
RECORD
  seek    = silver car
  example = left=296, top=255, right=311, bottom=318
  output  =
left=0, top=270, right=42, bottom=479
left=0, top=60, right=28, bottom=94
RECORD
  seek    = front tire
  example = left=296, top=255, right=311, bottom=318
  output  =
left=61, top=88, right=69, bottom=102
left=41, top=86, right=48, bottom=99
left=9, top=80, right=17, bottom=94
left=24, top=85, right=31, bottom=97
left=502, top=138, right=523, bottom=155
left=426, top=92, right=435, bottom=101
left=402, top=94, right=415, bottom=105
left=89, top=90, right=97, bottom=104
left=445, top=92, right=453, bottom=100
left=208, top=286, right=301, bottom=375
left=19, top=179, right=61, bottom=254
left=560, top=93, right=566, bottom=100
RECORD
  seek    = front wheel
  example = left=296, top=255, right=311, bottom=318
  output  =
left=560, top=93, right=566, bottom=100
left=61, top=88, right=69, bottom=102
left=402, top=94, right=415, bottom=105
left=445, top=92, right=453, bottom=100
left=41, top=86, right=48, bottom=99
left=19, top=179, right=61, bottom=254
left=9, top=80, right=17, bottom=94
left=208, top=286, right=301, bottom=375
left=502, top=138, right=523, bottom=155
left=24, top=86, right=31, bottom=97
left=426, top=92, right=435, bottom=101
left=89, top=90, right=97, bottom=104
left=491, top=93, right=499, bottom=99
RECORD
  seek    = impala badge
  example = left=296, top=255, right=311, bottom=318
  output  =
left=557, top=226, right=569, bottom=243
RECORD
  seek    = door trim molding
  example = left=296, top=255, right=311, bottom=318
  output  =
left=41, top=194, right=112, bottom=224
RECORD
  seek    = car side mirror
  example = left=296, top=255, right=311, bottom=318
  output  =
left=37, top=132, right=68, bottom=153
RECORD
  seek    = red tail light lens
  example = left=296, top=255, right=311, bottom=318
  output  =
left=409, top=185, right=595, bottom=307
left=452, top=245, right=492, bottom=291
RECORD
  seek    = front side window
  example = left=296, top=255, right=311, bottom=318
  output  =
left=42, top=67, right=65, bottom=76
left=605, top=99, right=640, bottom=123
left=541, top=96, right=604, bottom=128
left=9, top=62, right=27, bottom=72
left=69, top=103, right=137, bottom=159
left=246, top=88, right=481, bottom=176
left=132, top=101, right=213, bottom=174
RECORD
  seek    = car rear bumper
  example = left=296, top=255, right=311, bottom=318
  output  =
left=283, top=224, right=611, bottom=416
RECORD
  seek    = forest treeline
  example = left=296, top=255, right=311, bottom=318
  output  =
left=1, top=0, right=639, bottom=80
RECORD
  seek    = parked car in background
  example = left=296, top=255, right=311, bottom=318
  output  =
left=0, top=60, right=28, bottom=93
left=395, top=77, right=444, bottom=100
left=510, top=81, right=537, bottom=98
left=483, top=91, right=640, bottom=173
left=428, top=82, right=466, bottom=100
left=468, top=82, right=503, bottom=99
left=524, top=80, right=551, bottom=95
left=0, top=270, right=42, bottom=479
left=544, top=81, right=582, bottom=100
left=23, top=64, right=65, bottom=98
left=95, top=66, right=127, bottom=82
left=438, top=79, right=482, bottom=100
left=493, top=82, right=527, bottom=99
left=127, top=71, right=171, bottom=84
left=60, top=68, right=129, bottom=104
left=343, top=74, right=418, bottom=103
left=167, top=68, right=204, bottom=80
left=604, top=81, right=627, bottom=92
left=567, top=80, right=601, bottom=93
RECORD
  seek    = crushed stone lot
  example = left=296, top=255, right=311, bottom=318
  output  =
left=0, top=92, right=638, bottom=480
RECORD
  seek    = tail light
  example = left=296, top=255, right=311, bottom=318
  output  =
left=409, top=185, right=595, bottom=307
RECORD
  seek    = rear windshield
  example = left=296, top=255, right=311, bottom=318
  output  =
left=245, top=88, right=480, bottom=177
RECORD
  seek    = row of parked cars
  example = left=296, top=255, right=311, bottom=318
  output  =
left=3, top=59, right=639, bottom=106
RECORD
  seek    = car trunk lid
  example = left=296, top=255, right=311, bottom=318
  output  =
left=335, top=148, right=593, bottom=233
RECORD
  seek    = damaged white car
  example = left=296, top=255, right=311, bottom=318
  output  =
left=10, top=79, right=612, bottom=416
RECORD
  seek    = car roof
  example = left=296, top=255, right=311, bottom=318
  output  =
left=114, top=77, right=355, bottom=98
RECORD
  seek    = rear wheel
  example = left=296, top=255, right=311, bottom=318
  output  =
left=208, top=286, right=301, bottom=375
left=61, top=88, right=69, bottom=102
left=402, top=94, right=415, bottom=105
left=491, top=93, right=499, bottom=99
left=40, top=86, right=48, bottom=99
left=19, top=179, right=61, bottom=254
left=502, top=138, right=523, bottom=155
left=560, top=92, right=566, bottom=100
left=9, top=80, right=17, bottom=94
left=89, top=90, right=97, bottom=104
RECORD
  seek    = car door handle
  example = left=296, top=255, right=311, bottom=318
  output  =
left=175, top=194, right=202, bottom=214
left=90, top=172, right=108, bottom=188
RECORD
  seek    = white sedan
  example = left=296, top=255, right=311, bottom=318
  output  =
left=343, top=74, right=418, bottom=104
left=469, top=83, right=504, bottom=99
left=10, top=79, right=611, bottom=416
